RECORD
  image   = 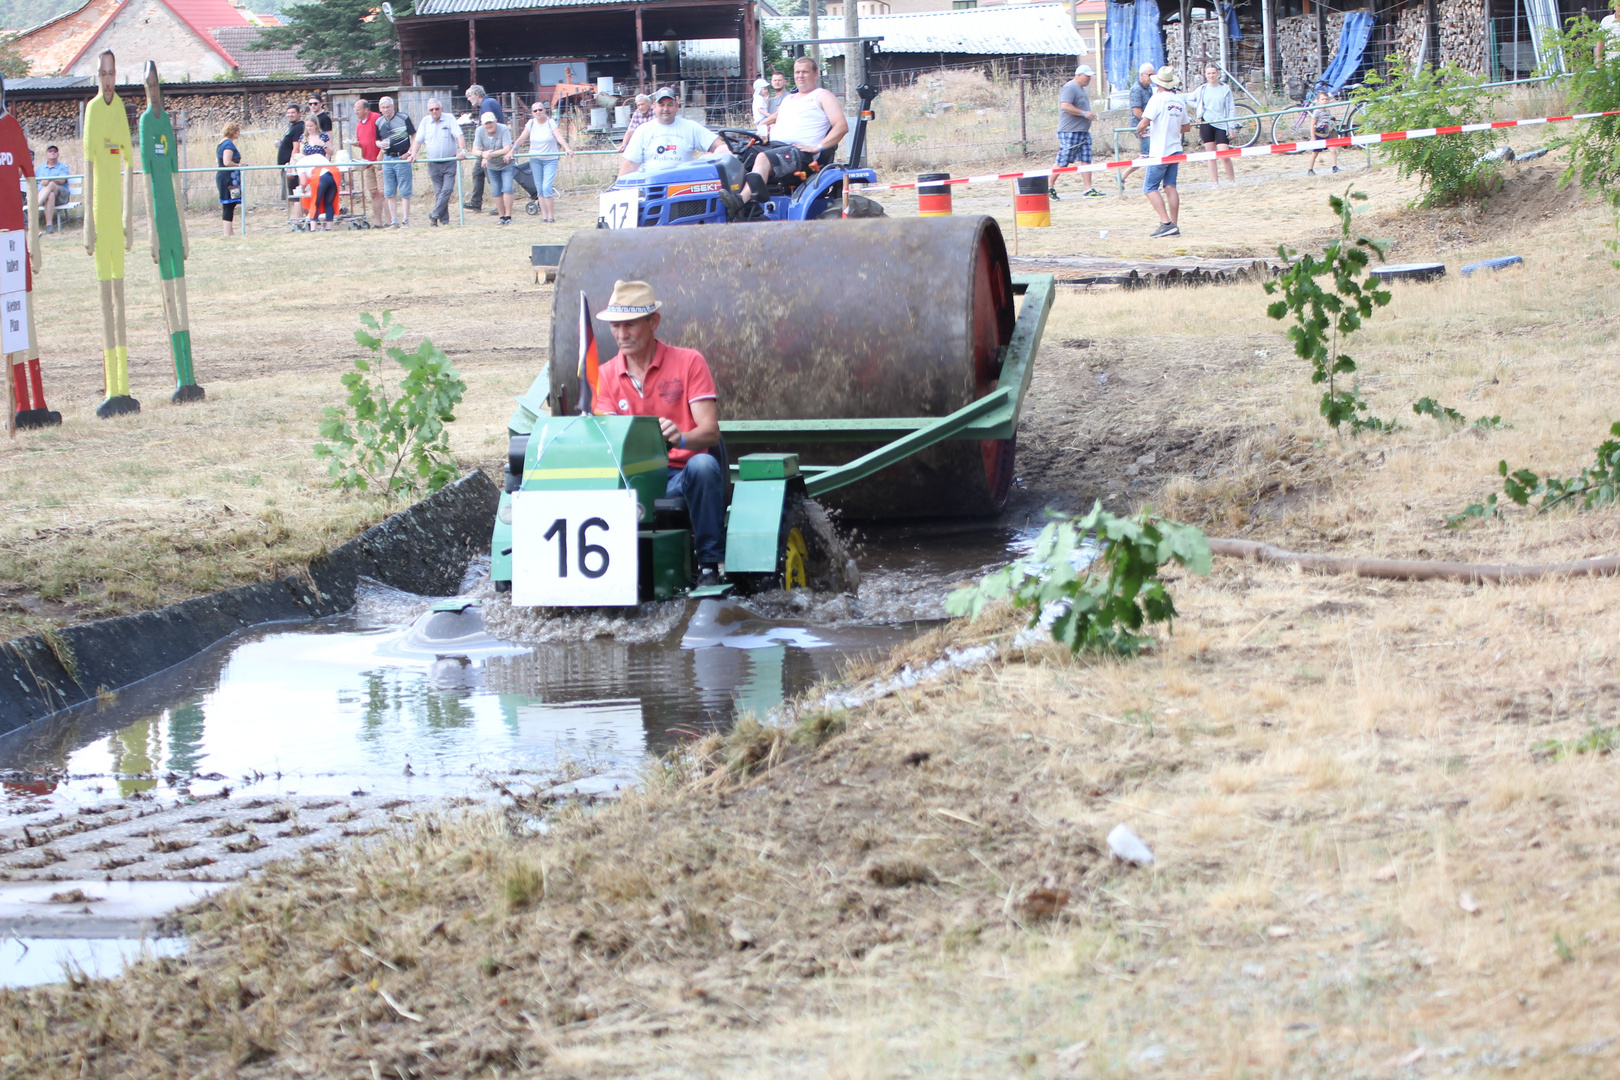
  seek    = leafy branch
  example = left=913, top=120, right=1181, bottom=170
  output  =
left=1448, top=421, right=1620, bottom=527
left=313, top=312, right=466, bottom=499
left=1264, top=190, right=1395, bottom=433
left=946, top=504, right=1211, bottom=656
left=1412, top=397, right=1505, bottom=430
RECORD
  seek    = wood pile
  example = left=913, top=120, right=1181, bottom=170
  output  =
left=1163, top=17, right=1229, bottom=84
left=1010, top=255, right=1282, bottom=289
left=1439, top=0, right=1487, bottom=73
left=1276, top=12, right=1348, bottom=96
left=10, top=91, right=335, bottom=144
left=1393, top=0, right=1488, bottom=74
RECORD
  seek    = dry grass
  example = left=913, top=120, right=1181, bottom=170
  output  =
left=0, top=135, right=1617, bottom=1078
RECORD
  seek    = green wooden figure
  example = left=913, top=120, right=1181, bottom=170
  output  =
left=138, top=61, right=201, bottom=403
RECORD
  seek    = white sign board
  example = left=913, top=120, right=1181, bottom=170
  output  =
left=1, top=291, right=28, bottom=355
left=597, top=189, right=639, bottom=230
left=0, top=232, right=23, bottom=296
left=511, top=489, right=640, bottom=607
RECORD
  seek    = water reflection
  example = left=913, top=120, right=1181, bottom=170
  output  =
left=0, top=602, right=917, bottom=813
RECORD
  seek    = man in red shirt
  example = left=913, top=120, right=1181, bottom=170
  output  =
left=352, top=97, right=384, bottom=225
left=592, top=280, right=725, bottom=586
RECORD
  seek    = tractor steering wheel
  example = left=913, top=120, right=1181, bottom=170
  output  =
left=713, top=128, right=763, bottom=156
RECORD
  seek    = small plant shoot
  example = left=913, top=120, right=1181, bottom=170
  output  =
left=1264, top=190, right=1394, bottom=433
left=1413, top=397, right=1505, bottom=430
left=314, top=312, right=467, bottom=498
left=946, top=503, right=1211, bottom=656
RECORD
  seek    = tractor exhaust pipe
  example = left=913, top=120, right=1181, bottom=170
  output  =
left=847, top=83, right=876, bottom=170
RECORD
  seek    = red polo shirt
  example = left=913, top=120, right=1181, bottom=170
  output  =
left=594, top=340, right=717, bottom=467
left=355, top=113, right=380, bottom=161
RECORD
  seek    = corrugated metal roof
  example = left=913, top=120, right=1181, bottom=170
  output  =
left=415, top=0, right=639, bottom=14
left=5, top=76, right=95, bottom=89
left=773, top=2, right=1084, bottom=57
left=415, top=0, right=778, bottom=13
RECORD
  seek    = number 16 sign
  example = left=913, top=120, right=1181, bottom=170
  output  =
left=511, top=489, right=640, bottom=607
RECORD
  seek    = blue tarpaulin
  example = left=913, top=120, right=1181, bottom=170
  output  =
left=1320, top=11, right=1375, bottom=93
left=1106, top=0, right=1165, bottom=91
left=1222, top=2, right=1243, bottom=42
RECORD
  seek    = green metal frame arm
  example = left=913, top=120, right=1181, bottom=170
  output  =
left=802, top=388, right=1012, bottom=498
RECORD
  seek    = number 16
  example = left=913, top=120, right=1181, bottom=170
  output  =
left=542, top=516, right=611, bottom=578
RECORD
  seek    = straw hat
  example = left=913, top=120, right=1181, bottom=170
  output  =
left=596, top=280, right=662, bottom=322
left=1151, top=65, right=1180, bottom=89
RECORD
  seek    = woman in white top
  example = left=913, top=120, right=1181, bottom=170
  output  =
left=513, top=101, right=574, bottom=223
left=1189, top=64, right=1236, bottom=185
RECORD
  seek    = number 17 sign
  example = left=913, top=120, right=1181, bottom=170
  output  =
left=511, top=489, right=640, bottom=607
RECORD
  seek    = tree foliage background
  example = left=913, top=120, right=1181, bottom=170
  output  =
left=251, top=0, right=412, bottom=79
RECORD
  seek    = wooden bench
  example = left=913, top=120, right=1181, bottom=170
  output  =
left=30, top=175, right=82, bottom=229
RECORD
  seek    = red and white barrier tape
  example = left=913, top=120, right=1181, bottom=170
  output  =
left=859, top=109, right=1620, bottom=192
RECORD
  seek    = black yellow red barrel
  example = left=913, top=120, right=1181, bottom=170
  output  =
left=917, top=172, right=952, bottom=217
left=1015, top=176, right=1051, bottom=227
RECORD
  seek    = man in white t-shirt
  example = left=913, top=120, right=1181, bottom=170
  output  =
left=1134, top=66, right=1191, bottom=239
left=618, top=87, right=726, bottom=175
left=729, top=55, right=849, bottom=212
left=1598, top=0, right=1620, bottom=62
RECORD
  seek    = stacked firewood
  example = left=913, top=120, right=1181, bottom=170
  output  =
left=1396, top=6, right=1427, bottom=68
left=1439, top=0, right=1488, bottom=73
left=9, top=91, right=326, bottom=145
left=1164, top=16, right=1230, bottom=84
left=1276, top=12, right=1349, bottom=94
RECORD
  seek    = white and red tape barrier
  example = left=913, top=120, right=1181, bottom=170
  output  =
left=856, top=108, right=1620, bottom=192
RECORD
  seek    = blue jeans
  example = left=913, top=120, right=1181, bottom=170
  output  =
left=1143, top=163, right=1178, bottom=193
left=382, top=159, right=412, bottom=198
left=530, top=156, right=559, bottom=197
left=666, top=454, right=725, bottom=565
left=488, top=164, right=516, bottom=196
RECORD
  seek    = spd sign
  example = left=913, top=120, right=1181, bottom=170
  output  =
left=511, top=489, right=639, bottom=607
left=597, top=189, right=639, bottom=230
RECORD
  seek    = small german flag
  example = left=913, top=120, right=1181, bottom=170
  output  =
left=577, top=292, right=600, bottom=415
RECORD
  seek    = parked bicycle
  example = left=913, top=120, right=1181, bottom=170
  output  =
left=1270, top=79, right=1365, bottom=148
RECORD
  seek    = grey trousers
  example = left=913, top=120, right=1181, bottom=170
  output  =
left=428, top=160, right=457, bottom=223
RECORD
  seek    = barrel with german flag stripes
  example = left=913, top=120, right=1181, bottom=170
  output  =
left=917, top=172, right=952, bottom=216
left=1014, top=175, right=1050, bottom=228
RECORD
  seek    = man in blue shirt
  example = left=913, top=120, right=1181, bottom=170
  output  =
left=37, top=144, right=71, bottom=234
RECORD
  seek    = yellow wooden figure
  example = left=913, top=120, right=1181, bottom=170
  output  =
left=84, top=49, right=137, bottom=418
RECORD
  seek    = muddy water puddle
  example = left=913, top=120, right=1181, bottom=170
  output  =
left=0, top=521, right=1030, bottom=986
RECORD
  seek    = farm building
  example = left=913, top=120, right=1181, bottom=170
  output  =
left=5, top=0, right=295, bottom=82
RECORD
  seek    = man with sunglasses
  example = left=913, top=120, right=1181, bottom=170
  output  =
left=305, top=92, right=332, bottom=134
left=408, top=99, right=464, bottom=226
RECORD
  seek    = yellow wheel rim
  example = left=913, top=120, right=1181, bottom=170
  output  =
left=783, top=528, right=808, bottom=590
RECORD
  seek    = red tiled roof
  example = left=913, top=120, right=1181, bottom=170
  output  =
left=163, top=0, right=253, bottom=62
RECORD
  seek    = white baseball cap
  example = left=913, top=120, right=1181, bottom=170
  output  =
left=479, top=111, right=497, bottom=124
left=1075, top=65, right=1095, bottom=77
left=753, top=78, right=768, bottom=91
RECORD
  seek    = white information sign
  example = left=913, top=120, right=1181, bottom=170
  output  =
left=511, top=489, right=640, bottom=607
left=0, top=231, right=23, bottom=295
left=597, top=189, right=639, bottom=230
left=1, top=291, right=28, bottom=355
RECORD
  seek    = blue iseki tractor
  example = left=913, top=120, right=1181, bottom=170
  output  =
left=600, top=84, right=886, bottom=227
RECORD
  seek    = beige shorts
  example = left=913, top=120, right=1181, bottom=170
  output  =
left=356, top=161, right=383, bottom=193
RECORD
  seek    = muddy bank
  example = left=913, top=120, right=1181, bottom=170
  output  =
left=0, top=472, right=499, bottom=733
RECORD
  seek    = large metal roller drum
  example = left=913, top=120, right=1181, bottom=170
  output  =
left=549, top=216, right=1018, bottom=518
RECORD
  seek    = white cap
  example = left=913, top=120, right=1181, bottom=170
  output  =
left=1139, top=61, right=1157, bottom=74
left=753, top=78, right=768, bottom=91
left=1075, top=64, right=1094, bottom=76
left=480, top=111, right=497, bottom=124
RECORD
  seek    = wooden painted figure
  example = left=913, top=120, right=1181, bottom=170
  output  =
left=84, top=49, right=137, bottom=418
left=138, top=62, right=201, bottom=403
left=0, top=73, right=58, bottom=430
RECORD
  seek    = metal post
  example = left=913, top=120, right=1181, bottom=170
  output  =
left=1263, top=0, right=1275, bottom=93
left=457, top=157, right=465, bottom=226
left=844, top=0, right=861, bottom=111
left=809, top=1, right=820, bottom=65
left=1018, top=76, right=1027, bottom=156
